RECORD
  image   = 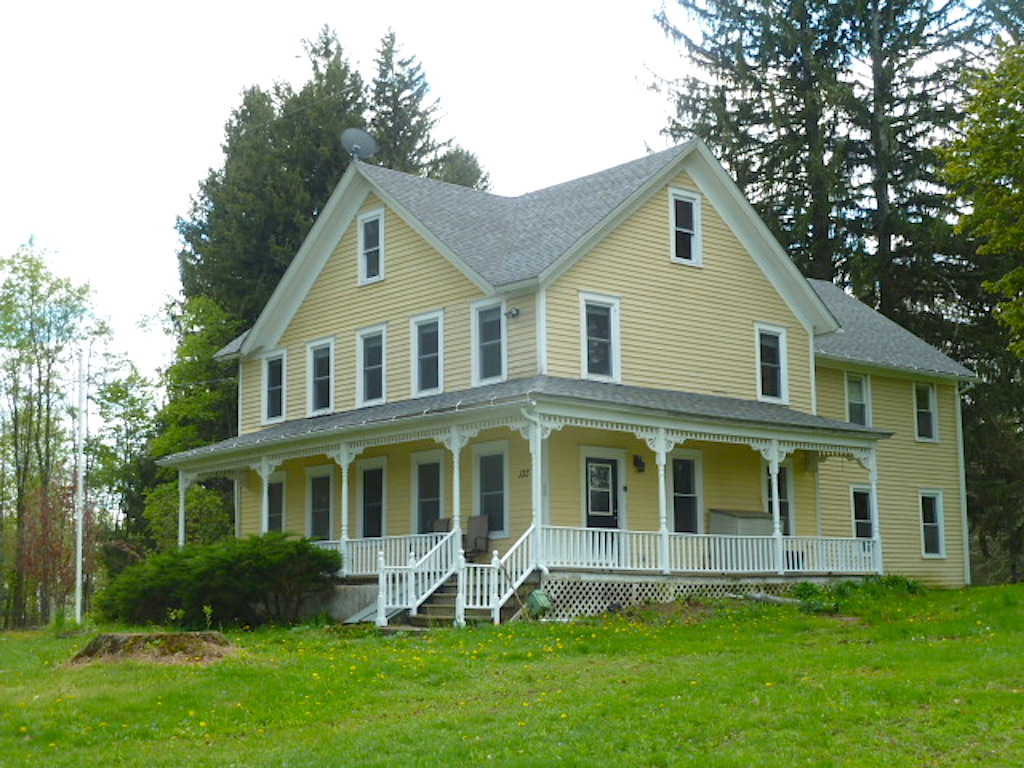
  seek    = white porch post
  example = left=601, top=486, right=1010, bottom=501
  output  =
left=644, top=428, right=676, bottom=575
left=766, top=441, right=785, bottom=575
left=177, top=471, right=196, bottom=548
left=439, top=425, right=477, bottom=534
left=328, top=444, right=361, bottom=578
left=521, top=410, right=556, bottom=572
left=866, top=448, right=883, bottom=575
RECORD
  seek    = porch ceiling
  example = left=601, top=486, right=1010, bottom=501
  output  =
left=159, top=375, right=887, bottom=472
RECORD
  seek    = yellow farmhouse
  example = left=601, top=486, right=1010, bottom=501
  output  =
left=161, top=141, right=975, bottom=624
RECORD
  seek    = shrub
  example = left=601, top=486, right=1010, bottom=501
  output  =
left=95, top=533, right=341, bottom=628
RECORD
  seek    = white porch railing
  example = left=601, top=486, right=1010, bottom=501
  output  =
left=458, top=523, right=537, bottom=625
left=315, top=532, right=447, bottom=577
left=376, top=529, right=460, bottom=626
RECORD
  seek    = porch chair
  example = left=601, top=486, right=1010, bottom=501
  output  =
left=463, top=515, right=490, bottom=560
left=431, top=516, right=452, bottom=533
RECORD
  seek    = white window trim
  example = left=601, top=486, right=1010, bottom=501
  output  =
left=263, top=470, right=286, bottom=533
left=357, top=208, right=385, bottom=285
left=356, top=323, right=387, bottom=407
left=261, top=349, right=287, bottom=425
left=410, top=449, right=446, bottom=534
left=578, top=446, right=628, bottom=530
left=306, top=466, right=334, bottom=540
left=850, top=484, right=873, bottom=539
left=410, top=310, right=444, bottom=397
left=306, top=337, right=335, bottom=417
left=920, top=489, right=946, bottom=559
left=761, top=458, right=795, bottom=535
left=845, top=372, right=872, bottom=427
left=668, top=448, right=704, bottom=534
left=356, top=456, right=387, bottom=538
left=578, top=290, right=622, bottom=383
left=669, top=187, right=703, bottom=267
left=473, top=440, right=510, bottom=539
left=914, top=382, right=939, bottom=442
left=755, top=322, right=789, bottom=404
left=471, top=298, right=507, bottom=387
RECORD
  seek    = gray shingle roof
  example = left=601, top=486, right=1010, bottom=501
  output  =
left=809, top=279, right=975, bottom=379
left=358, top=143, right=692, bottom=286
left=161, top=375, right=882, bottom=466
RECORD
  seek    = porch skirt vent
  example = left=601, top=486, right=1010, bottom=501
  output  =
left=537, top=576, right=790, bottom=623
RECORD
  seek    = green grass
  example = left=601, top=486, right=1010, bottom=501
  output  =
left=3, top=584, right=1024, bottom=766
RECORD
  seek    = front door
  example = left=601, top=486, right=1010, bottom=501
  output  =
left=586, top=457, right=619, bottom=529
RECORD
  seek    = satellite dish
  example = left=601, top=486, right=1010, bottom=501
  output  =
left=342, top=127, right=378, bottom=160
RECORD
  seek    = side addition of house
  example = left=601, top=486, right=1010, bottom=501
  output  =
left=161, top=140, right=975, bottom=624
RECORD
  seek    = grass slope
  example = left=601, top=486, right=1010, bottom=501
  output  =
left=2, top=583, right=1023, bottom=766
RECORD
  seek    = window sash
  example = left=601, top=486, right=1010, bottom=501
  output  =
left=361, top=331, right=384, bottom=403
left=477, top=306, right=503, bottom=382
left=921, top=493, right=942, bottom=555
left=674, top=198, right=695, bottom=262
left=847, top=374, right=868, bottom=425
left=267, top=481, right=284, bottom=532
left=362, top=467, right=384, bottom=538
left=852, top=489, right=872, bottom=539
left=416, top=461, right=442, bottom=533
left=416, top=320, right=440, bottom=392
left=478, top=452, right=505, bottom=533
left=310, top=345, right=331, bottom=412
left=672, top=458, right=699, bottom=533
left=759, top=331, right=783, bottom=400
left=309, top=474, right=331, bottom=540
left=266, top=357, right=284, bottom=419
left=361, top=216, right=382, bottom=281
left=915, top=384, right=936, bottom=439
left=585, top=303, right=613, bottom=378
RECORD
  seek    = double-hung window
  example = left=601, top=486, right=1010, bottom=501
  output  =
left=263, top=352, right=286, bottom=423
left=851, top=487, right=873, bottom=539
left=474, top=442, right=508, bottom=537
left=846, top=373, right=870, bottom=426
left=358, top=209, right=384, bottom=284
left=411, top=311, right=443, bottom=396
left=580, top=292, right=620, bottom=382
left=670, top=453, right=703, bottom=533
left=357, top=324, right=386, bottom=406
left=307, top=469, right=332, bottom=540
left=412, top=451, right=444, bottom=534
left=755, top=323, right=788, bottom=403
left=920, top=490, right=944, bottom=557
left=914, top=383, right=937, bottom=441
left=307, top=339, right=333, bottom=416
left=266, top=473, right=285, bottom=533
left=670, top=188, right=702, bottom=266
left=472, top=300, right=506, bottom=385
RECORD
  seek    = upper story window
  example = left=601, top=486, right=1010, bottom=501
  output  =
left=580, top=292, right=621, bottom=382
left=263, top=351, right=286, bottom=423
left=920, top=490, right=944, bottom=557
left=357, top=324, right=386, bottom=406
left=846, top=372, right=870, bottom=426
left=914, top=383, right=938, bottom=441
left=307, top=338, right=334, bottom=416
left=670, top=188, right=702, bottom=266
left=472, top=299, right=506, bottom=386
left=755, top=323, right=788, bottom=403
left=411, top=310, right=444, bottom=396
left=358, top=209, right=384, bottom=285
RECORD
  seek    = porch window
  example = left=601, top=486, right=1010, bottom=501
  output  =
left=308, top=471, right=332, bottom=540
left=412, top=311, right=443, bottom=396
left=472, top=301, right=505, bottom=385
left=358, top=209, right=384, bottom=285
left=359, top=459, right=386, bottom=538
left=756, top=324, right=788, bottom=403
left=266, top=477, right=285, bottom=532
left=852, top=487, right=872, bottom=539
left=413, top=454, right=443, bottom=534
left=670, top=188, right=702, bottom=266
left=671, top=457, right=700, bottom=533
left=474, top=443, right=507, bottom=536
left=765, top=465, right=792, bottom=535
left=920, top=490, right=944, bottom=557
left=307, top=339, right=333, bottom=416
left=580, top=292, right=620, bottom=382
left=915, top=383, right=937, bottom=441
left=357, top=325, right=386, bottom=406
left=846, top=373, right=870, bottom=426
left=263, top=353, right=285, bottom=422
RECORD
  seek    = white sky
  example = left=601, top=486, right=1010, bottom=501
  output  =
left=0, top=1, right=689, bottom=378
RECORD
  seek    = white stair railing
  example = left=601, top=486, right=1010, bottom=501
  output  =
left=457, top=524, right=538, bottom=625
left=376, top=528, right=459, bottom=627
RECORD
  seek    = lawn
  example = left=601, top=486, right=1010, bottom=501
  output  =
left=2, top=583, right=1023, bottom=767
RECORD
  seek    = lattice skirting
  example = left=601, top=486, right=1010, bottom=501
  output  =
left=537, top=573, right=805, bottom=622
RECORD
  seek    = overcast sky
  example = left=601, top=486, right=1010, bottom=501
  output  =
left=0, top=1, right=689, bottom=377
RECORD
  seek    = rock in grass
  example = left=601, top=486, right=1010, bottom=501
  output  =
left=71, top=632, right=234, bottom=665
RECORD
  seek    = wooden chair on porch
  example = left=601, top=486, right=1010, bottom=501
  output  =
left=463, top=515, right=490, bottom=561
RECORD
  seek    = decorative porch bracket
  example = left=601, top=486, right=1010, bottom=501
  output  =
left=252, top=456, right=285, bottom=536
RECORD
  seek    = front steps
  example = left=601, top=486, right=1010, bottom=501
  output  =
left=403, top=575, right=533, bottom=627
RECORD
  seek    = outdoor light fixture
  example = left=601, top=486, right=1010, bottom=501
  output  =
left=633, top=454, right=646, bottom=473
left=504, top=307, right=520, bottom=318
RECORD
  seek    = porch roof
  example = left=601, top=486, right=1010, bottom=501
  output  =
left=159, top=376, right=885, bottom=469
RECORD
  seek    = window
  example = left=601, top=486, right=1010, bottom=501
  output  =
left=307, top=469, right=332, bottom=540
left=851, top=487, right=873, bottom=539
left=358, top=209, right=384, bottom=284
left=266, top=476, right=285, bottom=533
left=474, top=442, right=508, bottom=537
left=756, top=324, right=788, bottom=403
left=920, top=491, right=944, bottom=557
left=670, top=454, right=703, bottom=533
left=358, top=458, right=387, bottom=538
left=915, top=383, right=937, bottom=441
left=765, top=464, right=792, bottom=535
left=670, top=188, right=702, bottom=266
left=356, top=325, right=386, bottom=406
left=472, top=301, right=505, bottom=385
left=307, top=339, right=334, bottom=416
left=580, top=292, right=620, bottom=382
left=846, top=373, right=870, bottom=426
left=263, top=352, right=286, bottom=423
left=412, top=451, right=444, bottom=534
left=411, top=311, right=443, bottom=396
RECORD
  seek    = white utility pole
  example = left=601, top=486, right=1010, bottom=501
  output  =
left=74, top=350, right=86, bottom=624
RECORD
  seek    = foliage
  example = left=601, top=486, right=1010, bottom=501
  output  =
left=95, top=533, right=341, bottom=628
left=142, top=481, right=233, bottom=553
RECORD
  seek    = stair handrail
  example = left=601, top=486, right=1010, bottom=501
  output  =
left=495, top=524, right=537, bottom=611
left=376, top=527, right=460, bottom=627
